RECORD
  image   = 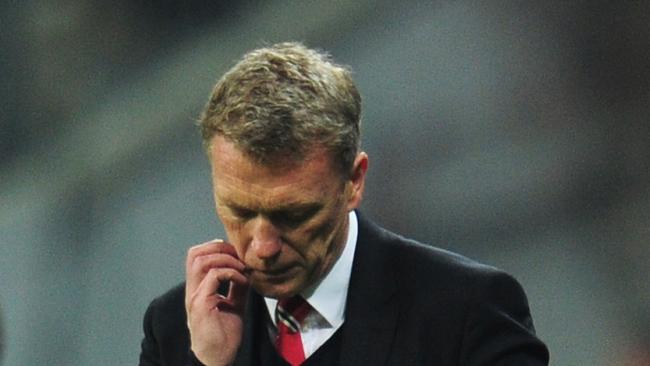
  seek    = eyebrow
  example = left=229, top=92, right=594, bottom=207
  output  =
left=222, top=199, right=322, bottom=216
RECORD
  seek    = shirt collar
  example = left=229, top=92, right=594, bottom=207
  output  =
left=265, top=210, right=358, bottom=328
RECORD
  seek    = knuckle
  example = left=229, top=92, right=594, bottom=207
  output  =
left=207, top=267, right=222, bottom=277
left=193, top=255, right=208, bottom=267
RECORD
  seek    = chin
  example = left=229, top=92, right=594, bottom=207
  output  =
left=252, top=279, right=302, bottom=299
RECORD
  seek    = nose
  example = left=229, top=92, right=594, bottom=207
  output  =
left=250, top=217, right=283, bottom=260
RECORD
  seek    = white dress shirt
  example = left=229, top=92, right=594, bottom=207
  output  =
left=264, top=210, right=358, bottom=357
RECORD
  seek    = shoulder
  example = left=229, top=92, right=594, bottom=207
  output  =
left=355, top=214, right=549, bottom=362
left=356, top=212, right=528, bottom=308
left=140, top=283, right=191, bottom=365
left=358, top=213, right=505, bottom=278
left=144, top=282, right=187, bottom=332
left=148, top=282, right=185, bottom=311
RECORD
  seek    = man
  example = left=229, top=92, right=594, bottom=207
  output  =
left=139, top=42, right=549, bottom=366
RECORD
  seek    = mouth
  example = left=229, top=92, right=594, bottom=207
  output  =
left=248, top=265, right=297, bottom=279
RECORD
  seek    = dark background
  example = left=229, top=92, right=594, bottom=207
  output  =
left=1, top=1, right=649, bottom=365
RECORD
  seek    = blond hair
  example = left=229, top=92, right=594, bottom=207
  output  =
left=199, top=42, right=361, bottom=175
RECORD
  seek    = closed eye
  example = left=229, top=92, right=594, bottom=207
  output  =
left=230, top=206, right=257, bottom=220
left=269, top=206, right=320, bottom=228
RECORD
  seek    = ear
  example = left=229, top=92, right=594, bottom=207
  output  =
left=346, top=152, right=369, bottom=210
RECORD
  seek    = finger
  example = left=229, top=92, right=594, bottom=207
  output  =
left=188, top=253, right=246, bottom=283
left=186, top=240, right=239, bottom=292
left=186, top=239, right=239, bottom=271
left=188, top=267, right=248, bottom=313
left=191, top=252, right=246, bottom=273
left=216, top=271, right=250, bottom=312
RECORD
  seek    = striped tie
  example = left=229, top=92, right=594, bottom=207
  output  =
left=275, top=296, right=311, bottom=366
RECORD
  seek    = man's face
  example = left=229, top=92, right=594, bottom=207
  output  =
left=209, top=136, right=367, bottom=299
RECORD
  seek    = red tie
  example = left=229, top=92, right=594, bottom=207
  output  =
left=275, top=296, right=311, bottom=366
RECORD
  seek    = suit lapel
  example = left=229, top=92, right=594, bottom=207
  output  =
left=339, top=212, right=399, bottom=366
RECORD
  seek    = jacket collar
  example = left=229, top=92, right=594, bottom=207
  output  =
left=338, top=211, right=399, bottom=366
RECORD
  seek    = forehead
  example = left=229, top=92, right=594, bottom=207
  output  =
left=209, top=136, right=342, bottom=206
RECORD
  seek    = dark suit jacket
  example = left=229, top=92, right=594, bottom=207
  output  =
left=140, top=213, right=549, bottom=365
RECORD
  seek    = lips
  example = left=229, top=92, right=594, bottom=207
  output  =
left=250, top=265, right=295, bottom=277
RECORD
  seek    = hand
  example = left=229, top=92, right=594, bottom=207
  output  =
left=185, top=239, right=250, bottom=366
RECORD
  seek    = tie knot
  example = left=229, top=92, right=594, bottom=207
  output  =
left=276, top=296, right=311, bottom=333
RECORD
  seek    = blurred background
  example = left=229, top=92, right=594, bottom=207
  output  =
left=1, top=1, right=649, bottom=365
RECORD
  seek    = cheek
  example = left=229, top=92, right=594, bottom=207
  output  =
left=221, top=217, right=242, bottom=233
left=308, top=217, right=336, bottom=243
left=219, top=218, right=248, bottom=256
left=296, top=216, right=341, bottom=258
left=306, top=204, right=346, bottom=244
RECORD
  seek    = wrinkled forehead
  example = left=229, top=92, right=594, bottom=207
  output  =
left=211, top=134, right=337, bottom=170
left=210, top=137, right=347, bottom=210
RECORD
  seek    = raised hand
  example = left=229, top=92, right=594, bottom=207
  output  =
left=185, top=239, right=250, bottom=366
